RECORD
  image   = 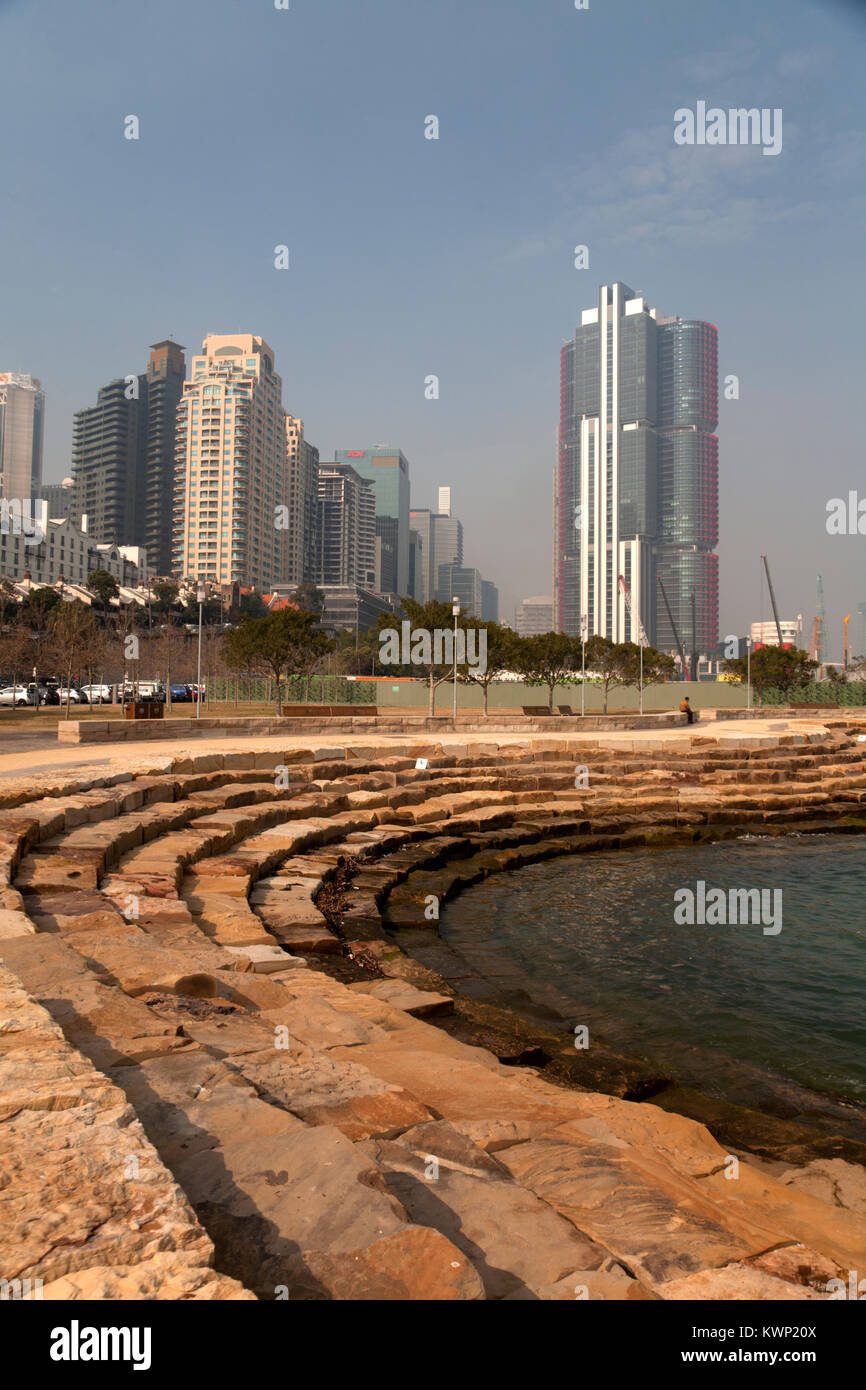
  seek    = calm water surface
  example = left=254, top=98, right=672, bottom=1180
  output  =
left=440, top=835, right=866, bottom=1107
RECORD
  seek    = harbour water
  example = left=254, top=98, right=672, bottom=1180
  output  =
left=440, top=834, right=866, bottom=1118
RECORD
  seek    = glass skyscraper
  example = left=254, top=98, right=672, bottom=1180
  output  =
left=554, top=282, right=718, bottom=655
left=334, top=447, right=409, bottom=596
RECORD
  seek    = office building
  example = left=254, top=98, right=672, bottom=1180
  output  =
left=334, top=447, right=409, bottom=595
left=39, top=477, right=74, bottom=520
left=172, top=334, right=286, bottom=590
left=437, top=564, right=483, bottom=617
left=514, top=595, right=553, bottom=636
left=0, top=372, right=44, bottom=502
left=481, top=579, right=499, bottom=622
left=554, top=281, right=718, bottom=651
left=750, top=619, right=801, bottom=648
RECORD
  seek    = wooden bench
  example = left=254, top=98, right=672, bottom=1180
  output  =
left=521, top=705, right=552, bottom=716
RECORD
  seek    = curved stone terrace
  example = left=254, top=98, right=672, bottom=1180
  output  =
left=2, top=713, right=866, bottom=1301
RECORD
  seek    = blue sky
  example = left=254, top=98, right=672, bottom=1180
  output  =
left=1, top=0, right=865, bottom=650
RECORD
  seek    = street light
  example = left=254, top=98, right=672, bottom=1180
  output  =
left=196, top=582, right=206, bottom=719
left=746, top=636, right=752, bottom=712
left=452, top=596, right=460, bottom=721
left=580, top=615, right=587, bottom=717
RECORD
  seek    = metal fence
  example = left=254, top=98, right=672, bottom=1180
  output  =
left=206, top=676, right=376, bottom=705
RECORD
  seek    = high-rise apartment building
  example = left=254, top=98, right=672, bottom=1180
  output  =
left=334, top=448, right=409, bottom=595
left=0, top=373, right=44, bottom=502
left=172, top=335, right=285, bottom=589
left=554, top=282, right=718, bottom=652
left=317, top=462, right=376, bottom=588
left=143, top=340, right=186, bottom=576
left=284, top=415, right=320, bottom=584
left=72, top=377, right=146, bottom=543
left=71, top=341, right=185, bottom=566
left=437, top=486, right=452, bottom=517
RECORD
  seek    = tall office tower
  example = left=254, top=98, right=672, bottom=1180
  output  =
left=334, top=447, right=409, bottom=595
left=655, top=317, right=718, bottom=654
left=408, top=509, right=432, bottom=602
left=408, top=528, right=423, bottom=600
left=284, top=415, right=320, bottom=584
left=514, top=595, right=554, bottom=636
left=437, top=486, right=452, bottom=517
left=554, top=282, right=718, bottom=650
left=0, top=373, right=44, bottom=501
left=481, top=579, right=499, bottom=623
left=437, top=564, right=483, bottom=617
left=172, top=335, right=286, bottom=589
left=72, top=376, right=146, bottom=543
left=317, top=463, right=376, bottom=588
left=431, top=512, right=464, bottom=596
left=143, top=340, right=186, bottom=576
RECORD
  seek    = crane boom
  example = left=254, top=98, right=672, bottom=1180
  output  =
left=617, top=574, right=648, bottom=646
left=761, top=554, right=784, bottom=647
left=658, top=576, right=688, bottom=679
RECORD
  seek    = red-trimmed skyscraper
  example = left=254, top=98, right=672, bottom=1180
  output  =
left=554, top=282, right=718, bottom=659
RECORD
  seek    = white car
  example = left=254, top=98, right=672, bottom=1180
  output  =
left=57, top=688, right=83, bottom=704
left=80, top=684, right=112, bottom=704
left=0, top=684, right=32, bottom=707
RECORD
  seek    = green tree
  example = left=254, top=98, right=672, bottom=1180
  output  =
left=86, top=569, right=119, bottom=615
left=239, top=590, right=267, bottom=620
left=20, top=586, right=61, bottom=630
left=222, top=608, right=332, bottom=716
left=512, top=631, right=578, bottom=713
left=377, top=599, right=459, bottom=716
left=458, top=620, right=519, bottom=715
left=724, top=645, right=817, bottom=704
left=292, top=583, right=325, bottom=616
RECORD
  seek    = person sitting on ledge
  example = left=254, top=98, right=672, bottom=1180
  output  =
left=680, top=696, right=694, bottom=724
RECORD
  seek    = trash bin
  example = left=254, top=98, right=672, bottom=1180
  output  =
left=125, top=701, right=163, bottom=720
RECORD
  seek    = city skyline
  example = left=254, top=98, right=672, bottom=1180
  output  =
left=1, top=0, right=865, bottom=648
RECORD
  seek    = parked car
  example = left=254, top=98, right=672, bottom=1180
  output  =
left=57, top=687, right=84, bottom=704
left=169, top=684, right=193, bottom=703
left=29, top=682, right=59, bottom=706
left=189, top=684, right=206, bottom=703
left=0, top=684, right=33, bottom=707
left=80, top=684, right=112, bottom=704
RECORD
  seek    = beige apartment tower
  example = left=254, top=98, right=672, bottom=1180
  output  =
left=172, top=335, right=286, bottom=590
left=0, top=372, right=44, bottom=502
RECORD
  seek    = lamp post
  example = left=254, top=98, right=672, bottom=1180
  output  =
left=196, top=582, right=206, bottom=719
left=746, top=636, right=752, bottom=712
left=580, top=615, right=587, bottom=717
left=452, top=596, right=460, bottom=721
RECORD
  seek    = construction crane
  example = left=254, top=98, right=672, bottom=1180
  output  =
left=761, top=554, right=784, bottom=647
left=816, top=574, right=827, bottom=664
left=810, top=615, right=822, bottom=663
left=843, top=614, right=852, bottom=671
left=617, top=573, right=648, bottom=646
left=657, top=576, right=688, bottom=680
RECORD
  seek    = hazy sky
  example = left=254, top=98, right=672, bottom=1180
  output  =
left=1, top=0, right=864, bottom=652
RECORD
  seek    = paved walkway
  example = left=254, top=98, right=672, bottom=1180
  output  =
left=0, top=717, right=831, bottom=783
